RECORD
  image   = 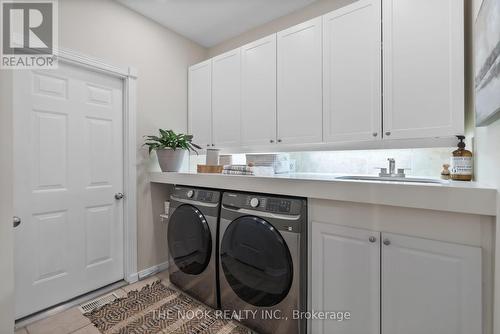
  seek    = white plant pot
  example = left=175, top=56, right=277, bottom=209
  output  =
left=156, top=149, right=187, bottom=172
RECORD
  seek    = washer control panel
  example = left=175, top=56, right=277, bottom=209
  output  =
left=222, top=192, right=306, bottom=233
left=196, top=190, right=214, bottom=202
left=266, top=198, right=292, bottom=213
left=172, top=187, right=219, bottom=203
left=249, top=197, right=260, bottom=208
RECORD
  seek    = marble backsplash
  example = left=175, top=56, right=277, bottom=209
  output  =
left=189, top=148, right=456, bottom=178
left=289, top=147, right=455, bottom=178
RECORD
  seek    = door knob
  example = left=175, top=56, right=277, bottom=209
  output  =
left=385, top=131, right=391, bottom=136
left=369, top=236, right=377, bottom=243
left=115, top=193, right=124, bottom=200
left=383, top=239, right=391, bottom=246
left=13, top=216, right=21, bottom=228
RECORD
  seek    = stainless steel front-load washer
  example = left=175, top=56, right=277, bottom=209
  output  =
left=219, top=192, right=307, bottom=334
left=168, top=186, right=220, bottom=309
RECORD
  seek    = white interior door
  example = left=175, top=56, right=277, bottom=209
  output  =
left=0, top=71, right=15, bottom=333
left=14, top=62, right=124, bottom=319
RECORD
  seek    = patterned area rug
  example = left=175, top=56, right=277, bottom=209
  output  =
left=84, top=280, right=253, bottom=334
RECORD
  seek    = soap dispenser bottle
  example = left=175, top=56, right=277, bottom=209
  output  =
left=450, top=135, right=473, bottom=181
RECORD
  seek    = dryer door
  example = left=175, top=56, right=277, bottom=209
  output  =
left=220, top=216, right=293, bottom=307
left=168, top=204, right=212, bottom=275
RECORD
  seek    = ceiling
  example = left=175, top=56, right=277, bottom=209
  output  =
left=116, top=0, right=318, bottom=48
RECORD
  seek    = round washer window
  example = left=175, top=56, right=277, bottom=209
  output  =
left=168, top=204, right=212, bottom=275
left=220, top=216, right=293, bottom=307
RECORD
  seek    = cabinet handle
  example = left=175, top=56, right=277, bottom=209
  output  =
left=369, top=236, right=377, bottom=243
left=212, top=144, right=215, bottom=147
left=270, top=139, right=275, bottom=143
left=277, top=139, right=282, bottom=143
left=383, top=239, right=391, bottom=246
left=385, top=131, right=391, bottom=136
left=13, top=216, right=21, bottom=228
left=206, top=144, right=210, bottom=147
left=372, top=132, right=378, bottom=137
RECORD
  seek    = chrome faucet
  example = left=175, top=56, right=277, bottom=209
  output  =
left=388, top=158, right=396, bottom=175
left=378, top=158, right=407, bottom=178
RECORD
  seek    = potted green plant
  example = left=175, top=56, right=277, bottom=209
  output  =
left=143, top=129, right=201, bottom=172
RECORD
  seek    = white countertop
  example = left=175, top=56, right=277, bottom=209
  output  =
left=149, top=172, right=498, bottom=216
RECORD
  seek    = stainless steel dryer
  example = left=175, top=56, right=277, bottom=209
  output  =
left=168, top=186, right=220, bottom=309
left=219, top=192, right=307, bottom=334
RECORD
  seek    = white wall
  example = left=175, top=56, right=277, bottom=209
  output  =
left=469, top=0, right=500, bottom=333
left=0, top=71, right=14, bottom=332
left=58, top=0, right=207, bottom=271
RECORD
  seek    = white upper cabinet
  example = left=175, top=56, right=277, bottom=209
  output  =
left=277, top=17, right=323, bottom=145
left=188, top=60, right=212, bottom=148
left=312, top=222, right=380, bottom=334
left=382, top=233, right=481, bottom=334
left=188, top=0, right=465, bottom=149
left=212, top=49, right=241, bottom=147
left=323, top=0, right=382, bottom=143
left=382, top=0, right=464, bottom=140
left=241, top=34, right=277, bottom=147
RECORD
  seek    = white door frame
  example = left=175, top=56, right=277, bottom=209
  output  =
left=47, top=48, right=138, bottom=283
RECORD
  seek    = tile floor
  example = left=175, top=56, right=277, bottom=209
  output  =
left=16, top=270, right=170, bottom=334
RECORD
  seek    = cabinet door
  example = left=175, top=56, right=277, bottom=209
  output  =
left=382, top=233, right=481, bottom=334
left=212, top=49, right=241, bottom=147
left=241, top=34, right=277, bottom=146
left=312, top=222, right=380, bottom=334
left=188, top=60, right=212, bottom=148
left=323, top=0, right=381, bottom=143
left=382, top=0, right=464, bottom=140
left=277, top=17, right=323, bottom=145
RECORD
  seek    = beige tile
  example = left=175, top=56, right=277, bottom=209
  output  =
left=15, top=328, right=28, bottom=334
left=71, top=324, right=101, bottom=334
left=156, top=269, right=170, bottom=284
left=27, top=307, right=90, bottom=334
left=122, top=275, right=160, bottom=293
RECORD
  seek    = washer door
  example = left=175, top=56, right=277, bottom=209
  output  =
left=220, top=216, right=293, bottom=307
left=168, top=204, right=212, bottom=275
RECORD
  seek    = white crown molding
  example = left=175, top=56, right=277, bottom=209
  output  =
left=56, top=47, right=138, bottom=79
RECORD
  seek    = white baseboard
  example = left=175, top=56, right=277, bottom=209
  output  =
left=138, top=261, right=169, bottom=280
left=125, top=272, right=139, bottom=284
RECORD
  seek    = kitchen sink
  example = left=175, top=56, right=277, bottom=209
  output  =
left=335, top=175, right=448, bottom=184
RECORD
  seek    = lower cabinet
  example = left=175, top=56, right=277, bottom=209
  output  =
left=311, top=223, right=380, bottom=334
left=311, top=222, right=482, bottom=334
left=382, top=232, right=482, bottom=334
